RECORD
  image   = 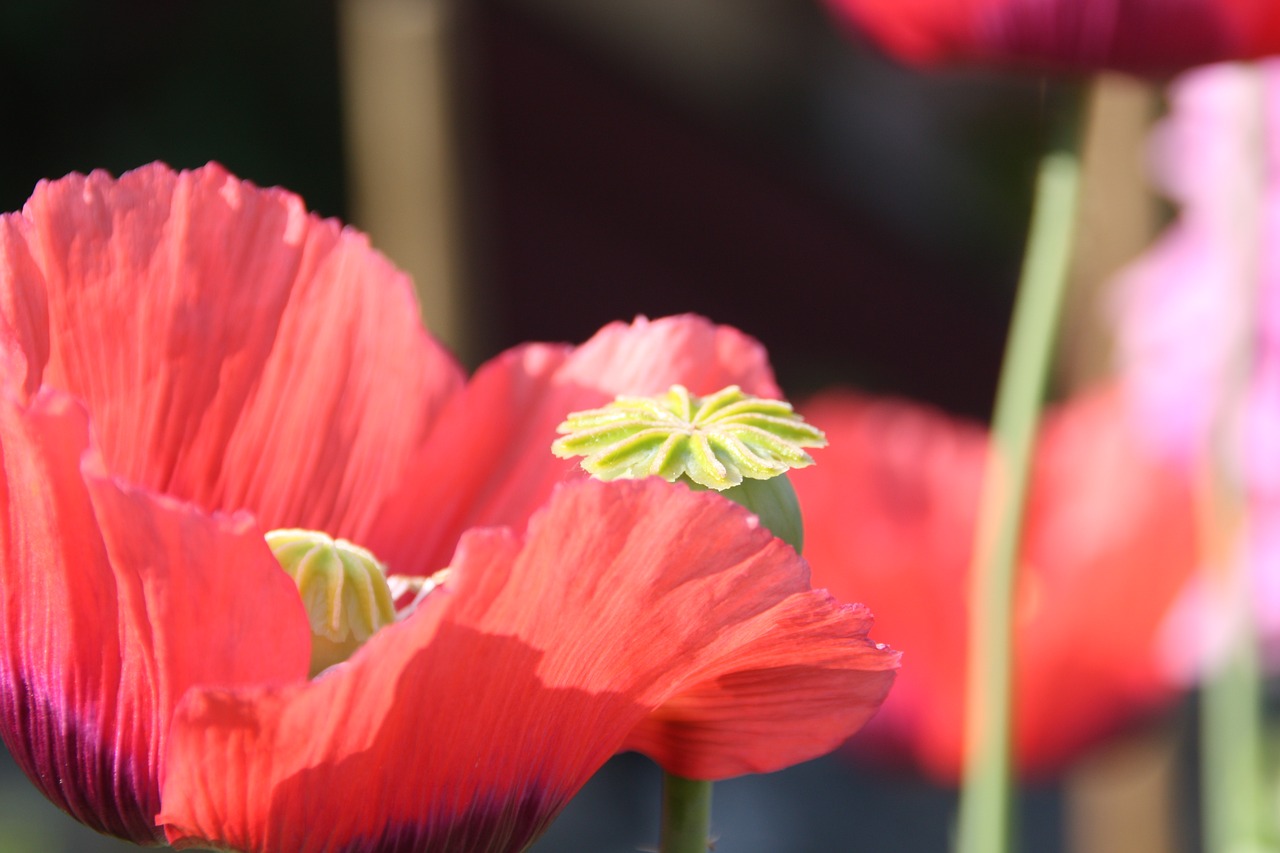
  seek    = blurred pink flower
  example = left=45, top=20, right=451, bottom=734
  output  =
left=1112, top=60, right=1280, bottom=657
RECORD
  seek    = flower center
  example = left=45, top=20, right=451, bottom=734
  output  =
left=552, top=384, right=825, bottom=552
left=266, top=529, right=399, bottom=677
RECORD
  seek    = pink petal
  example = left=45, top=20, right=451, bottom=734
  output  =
left=10, top=163, right=463, bottom=538
left=1112, top=62, right=1277, bottom=470
left=1111, top=62, right=1280, bottom=658
left=160, top=478, right=896, bottom=852
left=366, top=314, right=782, bottom=574
left=0, top=388, right=310, bottom=842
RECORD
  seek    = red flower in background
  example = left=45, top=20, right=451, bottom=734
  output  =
left=823, top=0, right=1280, bottom=75
left=792, top=386, right=1196, bottom=780
left=0, top=163, right=898, bottom=849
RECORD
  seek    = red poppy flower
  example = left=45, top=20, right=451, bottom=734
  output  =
left=791, top=385, right=1196, bottom=780
left=823, top=0, right=1280, bottom=75
left=0, top=163, right=899, bottom=849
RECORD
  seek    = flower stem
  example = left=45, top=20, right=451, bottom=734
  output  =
left=661, top=772, right=713, bottom=853
left=954, top=83, right=1086, bottom=853
left=1200, top=532, right=1265, bottom=853
left=1200, top=65, right=1269, bottom=853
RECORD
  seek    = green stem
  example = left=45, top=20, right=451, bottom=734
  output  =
left=954, top=83, right=1086, bottom=853
left=660, top=773, right=713, bottom=853
left=1201, top=572, right=1265, bottom=853
left=1201, top=66, right=1269, bottom=853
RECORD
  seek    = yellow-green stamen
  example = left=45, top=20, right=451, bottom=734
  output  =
left=552, top=384, right=825, bottom=489
left=266, top=529, right=398, bottom=677
left=553, top=385, right=824, bottom=552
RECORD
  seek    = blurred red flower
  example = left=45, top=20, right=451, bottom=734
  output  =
left=823, top=0, right=1280, bottom=75
left=792, top=385, right=1196, bottom=780
left=0, top=163, right=898, bottom=849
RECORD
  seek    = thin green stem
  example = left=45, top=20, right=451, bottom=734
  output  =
left=954, top=83, right=1086, bottom=853
left=660, top=773, right=713, bottom=853
left=1201, top=564, right=1265, bottom=853
left=1201, top=66, right=1269, bottom=853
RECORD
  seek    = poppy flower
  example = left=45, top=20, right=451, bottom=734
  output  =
left=1113, top=59, right=1280, bottom=653
left=0, top=163, right=899, bottom=849
left=790, top=386, right=1196, bottom=780
left=822, top=0, right=1280, bottom=75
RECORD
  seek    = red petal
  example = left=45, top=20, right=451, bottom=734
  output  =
left=793, top=391, right=981, bottom=779
left=0, top=213, right=50, bottom=400
left=160, top=478, right=896, bottom=852
left=366, top=314, right=783, bottom=574
left=13, top=163, right=463, bottom=537
left=621, top=593, right=897, bottom=778
left=0, top=388, right=310, bottom=842
left=793, top=386, right=1197, bottom=780
left=824, top=0, right=1280, bottom=74
left=1014, top=388, right=1198, bottom=773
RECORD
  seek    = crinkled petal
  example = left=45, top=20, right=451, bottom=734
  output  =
left=159, top=478, right=897, bottom=853
left=366, top=314, right=782, bottom=573
left=793, top=386, right=1196, bottom=780
left=11, top=163, right=463, bottom=538
left=824, top=0, right=1280, bottom=74
left=621, top=594, right=896, bottom=778
left=0, top=388, right=310, bottom=842
left=0, top=213, right=50, bottom=400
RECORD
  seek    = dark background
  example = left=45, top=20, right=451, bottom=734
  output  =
left=0, top=0, right=1046, bottom=413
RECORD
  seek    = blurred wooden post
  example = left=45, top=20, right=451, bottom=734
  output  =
left=1058, top=74, right=1160, bottom=390
left=1062, top=73, right=1175, bottom=853
left=1065, top=727, right=1181, bottom=853
left=338, top=0, right=475, bottom=363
